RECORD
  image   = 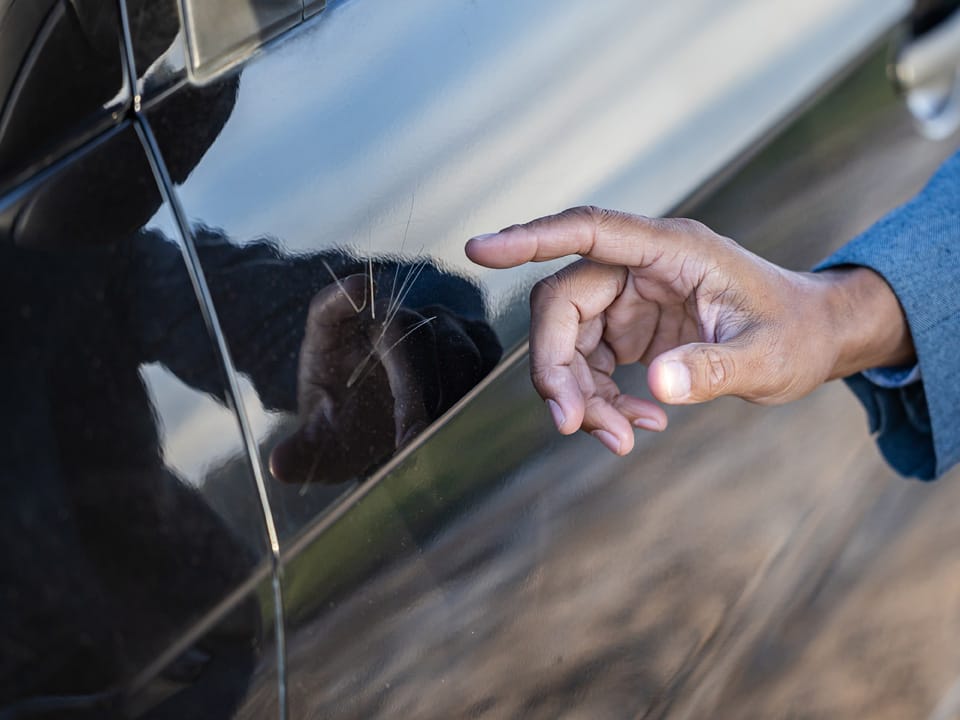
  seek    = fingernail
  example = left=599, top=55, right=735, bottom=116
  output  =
left=468, top=232, right=498, bottom=243
left=591, top=429, right=621, bottom=454
left=633, top=417, right=664, bottom=432
left=546, top=399, right=565, bottom=430
left=662, top=361, right=691, bottom=401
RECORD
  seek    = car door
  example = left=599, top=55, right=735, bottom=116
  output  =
left=0, top=2, right=281, bottom=717
left=6, top=0, right=960, bottom=718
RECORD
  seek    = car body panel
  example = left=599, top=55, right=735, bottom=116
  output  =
left=122, top=575, right=280, bottom=720
left=4, top=0, right=960, bottom=717
left=0, top=120, right=279, bottom=715
left=122, top=0, right=188, bottom=102
left=0, top=0, right=128, bottom=194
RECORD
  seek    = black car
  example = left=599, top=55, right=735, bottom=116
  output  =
left=3, top=0, right=960, bottom=718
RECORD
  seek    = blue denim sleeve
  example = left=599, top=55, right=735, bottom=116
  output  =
left=815, top=149, right=960, bottom=481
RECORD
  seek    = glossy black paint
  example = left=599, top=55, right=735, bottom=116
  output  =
left=123, top=0, right=187, bottom=101
left=4, top=0, right=960, bottom=718
left=0, top=0, right=127, bottom=195
left=143, top=1, right=511, bottom=538
left=0, top=121, right=274, bottom=715
left=136, top=196, right=504, bottom=535
left=122, top=577, right=280, bottom=720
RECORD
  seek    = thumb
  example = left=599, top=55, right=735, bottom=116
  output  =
left=648, top=339, right=757, bottom=404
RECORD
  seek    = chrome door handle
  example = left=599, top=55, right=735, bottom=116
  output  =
left=892, top=9, right=960, bottom=139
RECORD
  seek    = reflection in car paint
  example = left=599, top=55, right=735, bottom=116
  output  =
left=187, top=222, right=503, bottom=533
left=7, top=0, right=960, bottom=716
left=0, top=124, right=270, bottom=716
left=0, top=0, right=128, bottom=195
left=266, top=260, right=501, bottom=485
left=121, top=577, right=279, bottom=720
left=0, top=41, right=500, bottom=714
left=123, top=0, right=188, bottom=101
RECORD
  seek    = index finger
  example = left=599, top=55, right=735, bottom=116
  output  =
left=465, top=206, right=686, bottom=269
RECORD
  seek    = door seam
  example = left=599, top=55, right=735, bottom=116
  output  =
left=116, top=2, right=288, bottom=716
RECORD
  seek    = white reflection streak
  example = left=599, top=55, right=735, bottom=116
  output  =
left=389, top=193, right=416, bottom=319
left=342, top=253, right=429, bottom=389
left=377, top=315, right=437, bottom=362
left=368, top=256, right=375, bottom=320
left=380, top=254, right=427, bottom=340
left=319, top=257, right=367, bottom=314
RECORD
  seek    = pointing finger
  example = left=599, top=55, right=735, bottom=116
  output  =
left=466, top=206, right=704, bottom=269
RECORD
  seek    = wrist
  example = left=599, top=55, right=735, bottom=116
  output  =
left=817, top=266, right=916, bottom=381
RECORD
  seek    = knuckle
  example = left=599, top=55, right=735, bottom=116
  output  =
left=591, top=205, right=635, bottom=230
left=670, top=217, right=712, bottom=238
left=713, top=232, right=744, bottom=256
left=530, top=365, right=563, bottom=395
left=567, top=205, right=603, bottom=221
left=530, top=365, right=549, bottom=383
left=582, top=394, right=608, bottom=419
left=567, top=205, right=625, bottom=229
left=674, top=217, right=703, bottom=233
left=558, top=206, right=605, bottom=241
left=700, top=347, right=734, bottom=393
left=530, top=275, right=561, bottom=305
left=660, top=217, right=729, bottom=246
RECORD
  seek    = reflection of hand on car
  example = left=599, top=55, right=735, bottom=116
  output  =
left=466, top=206, right=915, bottom=456
left=269, top=272, right=501, bottom=484
left=269, top=274, right=429, bottom=484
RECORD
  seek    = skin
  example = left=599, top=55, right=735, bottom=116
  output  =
left=465, top=206, right=916, bottom=456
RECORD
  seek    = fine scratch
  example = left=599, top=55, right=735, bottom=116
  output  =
left=320, top=258, right=367, bottom=314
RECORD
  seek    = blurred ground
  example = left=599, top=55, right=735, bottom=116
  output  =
left=262, top=376, right=960, bottom=720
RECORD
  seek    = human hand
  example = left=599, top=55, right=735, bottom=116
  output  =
left=465, top=207, right=913, bottom=456
left=269, top=274, right=432, bottom=484
left=269, top=271, right=501, bottom=484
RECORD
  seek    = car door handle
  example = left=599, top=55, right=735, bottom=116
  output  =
left=891, top=8, right=960, bottom=138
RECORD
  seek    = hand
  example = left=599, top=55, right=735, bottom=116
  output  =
left=465, top=206, right=913, bottom=456
left=269, top=274, right=432, bottom=484
left=269, top=271, right=502, bottom=484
